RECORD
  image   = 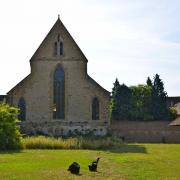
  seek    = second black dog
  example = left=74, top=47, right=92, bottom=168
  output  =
left=88, top=157, right=100, bottom=172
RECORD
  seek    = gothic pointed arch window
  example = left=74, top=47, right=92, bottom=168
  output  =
left=18, top=97, right=26, bottom=121
left=53, top=64, right=65, bottom=119
left=92, top=97, right=99, bottom=120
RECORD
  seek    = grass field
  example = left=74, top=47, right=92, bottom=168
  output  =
left=0, top=144, right=179, bottom=180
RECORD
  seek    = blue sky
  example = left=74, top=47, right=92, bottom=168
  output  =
left=0, top=0, right=179, bottom=96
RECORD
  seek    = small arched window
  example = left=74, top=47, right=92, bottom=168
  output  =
left=60, top=42, right=63, bottom=55
left=18, top=97, right=26, bottom=121
left=53, top=65, right=65, bottom=119
left=92, top=97, right=99, bottom=120
left=54, top=42, right=58, bottom=56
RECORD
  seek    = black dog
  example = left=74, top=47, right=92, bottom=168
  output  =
left=68, top=162, right=80, bottom=174
left=88, top=157, right=100, bottom=172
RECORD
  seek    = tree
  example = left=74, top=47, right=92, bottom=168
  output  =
left=130, top=85, right=153, bottom=120
left=110, top=79, right=121, bottom=120
left=0, top=103, right=22, bottom=150
left=110, top=79, right=132, bottom=120
left=111, top=78, right=120, bottom=97
left=117, top=84, right=132, bottom=120
left=146, top=77, right=153, bottom=87
left=110, top=74, right=175, bottom=121
left=146, top=76, right=154, bottom=118
left=152, top=74, right=168, bottom=120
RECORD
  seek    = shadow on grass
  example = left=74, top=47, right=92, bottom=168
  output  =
left=68, top=172, right=82, bottom=176
left=0, top=150, right=24, bottom=154
left=0, top=145, right=147, bottom=154
left=103, top=144, right=147, bottom=154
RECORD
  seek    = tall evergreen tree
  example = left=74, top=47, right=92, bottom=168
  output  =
left=112, top=78, right=120, bottom=97
left=118, top=84, right=132, bottom=120
left=110, top=79, right=132, bottom=120
left=153, top=74, right=167, bottom=98
left=110, top=79, right=121, bottom=120
left=152, top=74, right=168, bottom=119
left=146, top=77, right=153, bottom=86
left=146, top=76, right=153, bottom=117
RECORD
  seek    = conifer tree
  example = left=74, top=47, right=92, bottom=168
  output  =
left=152, top=74, right=168, bottom=119
left=146, top=76, right=153, bottom=118
left=110, top=79, right=132, bottom=120
left=146, top=77, right=153, bottom=86
left=110, top=78, right=121, bottom=120
left=112, top=78, right=120, bottom=97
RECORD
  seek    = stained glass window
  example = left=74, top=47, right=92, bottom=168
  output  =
left=53, top=65, right=65, bottom=119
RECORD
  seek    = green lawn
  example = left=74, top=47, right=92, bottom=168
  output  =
left=0, top=144, right=179, bottom=180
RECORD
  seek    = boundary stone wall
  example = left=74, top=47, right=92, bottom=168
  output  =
left=110, top=121, right=180, bottom=143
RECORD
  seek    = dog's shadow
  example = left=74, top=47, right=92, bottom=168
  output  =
left=69, top=173, right=82, bottom=176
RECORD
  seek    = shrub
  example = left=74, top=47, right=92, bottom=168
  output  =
left=22, top=136, right=79, bottom=149
left=0, top=103, right=23, bottom=150
left=22, top=136, right=123, bottom=150
left=168, top=107, right=178, bottom=120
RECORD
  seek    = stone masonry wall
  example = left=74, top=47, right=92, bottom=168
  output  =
left=110, top=121, right=180, bottom=143
left=7, top=18, right=110, bottom=136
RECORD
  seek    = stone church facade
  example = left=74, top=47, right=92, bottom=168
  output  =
left=7, top=17, right=110, bottom=136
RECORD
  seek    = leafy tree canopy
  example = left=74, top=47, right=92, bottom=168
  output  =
left=0, top=103, right=22, bottom=150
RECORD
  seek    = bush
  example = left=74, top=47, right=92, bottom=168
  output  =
left=22, top=136, right=123, bottom=150
left=22, top=136, right=79, bottom=149
left=168, top=107, right=178, bottom=120
left=0, top=103, right=23, bottom=150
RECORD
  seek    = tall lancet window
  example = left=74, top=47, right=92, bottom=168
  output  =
left=60, top=41, right=63, bottom=55
left=18, top=97, right=26, bottom=121
left=53, top=65, right=65, bottom=119
left=92, top=97, right=99, bottom=120
left=54, top=42, right=58, bottom=56
left=53, top=35, right=63, bottom=56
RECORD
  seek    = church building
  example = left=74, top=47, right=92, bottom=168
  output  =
left=7, top=17, right=110, bottom=136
